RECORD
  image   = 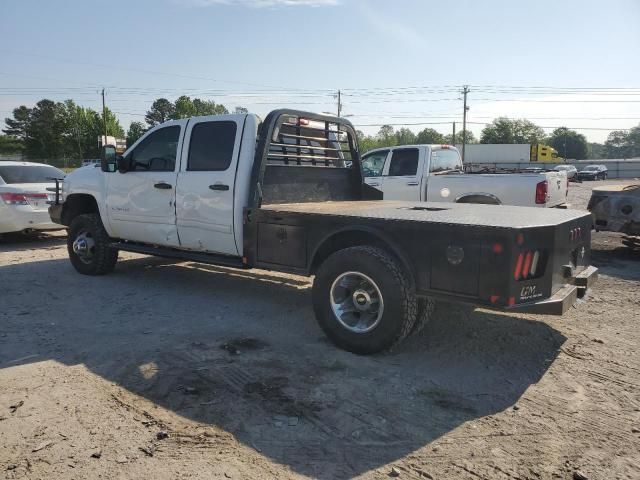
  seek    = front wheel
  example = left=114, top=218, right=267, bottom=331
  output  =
left=67, top=213, right=118, bottom=275
left=312, top=246, right=417, bottom=354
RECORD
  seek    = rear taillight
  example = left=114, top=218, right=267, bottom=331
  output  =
left=0, top=192, right=47, bottom=205
left=1, top=193, right=28, bottom=205
left=514, top=249, right=542, bottom=280
left=535, top=180, right=548, bottom=204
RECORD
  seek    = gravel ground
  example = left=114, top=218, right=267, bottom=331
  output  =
left=1, top=180, right=639, bottom=480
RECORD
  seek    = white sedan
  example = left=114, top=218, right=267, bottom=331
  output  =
left=0, top=162, right=65, bottom=235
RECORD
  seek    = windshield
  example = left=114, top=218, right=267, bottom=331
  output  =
left=555, top=166, right=568, bottom=170
left=361, top=150, right=388, bottom=177
left=0, top=164, right=65, bottom=184
left=584, top=166, right=598, bottom=171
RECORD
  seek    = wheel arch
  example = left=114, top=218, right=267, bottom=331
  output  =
left=455, top=192, right=502, bottom=205
left=309, top=226, right=415, bottom=286
left=61, top=194, right=100, bottom=226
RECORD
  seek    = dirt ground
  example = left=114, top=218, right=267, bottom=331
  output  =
left=1, top=180, right=639, bottom=480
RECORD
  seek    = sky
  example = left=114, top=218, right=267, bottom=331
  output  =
left=1, top=0, right=639, bottom=143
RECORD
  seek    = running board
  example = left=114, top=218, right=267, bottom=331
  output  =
left=111, top=242, right=246, bottom=269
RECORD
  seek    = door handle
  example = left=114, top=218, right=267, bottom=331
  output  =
left=406, top=182, right=419, bottom=186
left=209, top=183, right=230, bottom=191
left=154, top=182, right=172, bottom=189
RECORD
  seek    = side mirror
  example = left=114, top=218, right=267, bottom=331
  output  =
left=100, top=145, right=117, bottom=172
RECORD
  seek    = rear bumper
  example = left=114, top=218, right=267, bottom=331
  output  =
left=0, top=206, right=63, bottom=234
left=511, top=266, right=598, bottom=315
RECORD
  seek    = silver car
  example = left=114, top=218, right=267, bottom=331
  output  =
left=554, top=164, right=578, bottom=179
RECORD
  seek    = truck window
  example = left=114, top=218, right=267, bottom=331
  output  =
left=128, top=126, right=180, bottom=172
left=388, top=149, right=419, bottom=176
left=187, top=121, right=237, bottom=171
left=430, top=148, right=461, bottom=173
left=361, top=150, right=388, bottom=177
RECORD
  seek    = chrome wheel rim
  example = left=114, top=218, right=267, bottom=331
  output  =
left=72, top=230, right=96, bottom=264
left=330, top=271, right=384, bottom=333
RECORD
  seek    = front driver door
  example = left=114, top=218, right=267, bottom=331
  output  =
left=106, top=122, right=186, bottom=246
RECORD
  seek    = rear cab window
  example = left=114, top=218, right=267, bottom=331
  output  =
left=429, top=148, right=462, bottom=173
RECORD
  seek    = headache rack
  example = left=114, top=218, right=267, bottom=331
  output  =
left=250, top=110, right=377, bottom=206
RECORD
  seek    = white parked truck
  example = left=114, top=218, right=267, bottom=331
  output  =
left=49, top=111, right=596, bottom=354
left=362, top=145, right=568, bottom=207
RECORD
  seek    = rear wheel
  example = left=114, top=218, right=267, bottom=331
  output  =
left=312, top=246, right=417, bottom=354
left=67, top=214, right=118, bottom=275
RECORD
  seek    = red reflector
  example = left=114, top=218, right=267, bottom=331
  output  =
left=508, top=297, right=516, bottom=307
left=522, top=251, right=533, bottom=278
left=514, top=253, right=524, bottom=280
left=490, top=295, right=499, bottom=304
left=535, top=180, right=548, bottom=204
left=516, top=233, right=524, bottom=246
left=492, top=243, right=503, bottom=254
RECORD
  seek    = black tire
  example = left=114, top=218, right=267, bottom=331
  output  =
left=312, top=246, right=417, bottom=354
left=67, top=213, right=118, bottom=275
left=411, top=297, right=436, bottom=335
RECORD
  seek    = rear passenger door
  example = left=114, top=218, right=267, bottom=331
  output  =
left=175, top=116, right=244, bottom=256
left=379, top=148, right=421, bottom=201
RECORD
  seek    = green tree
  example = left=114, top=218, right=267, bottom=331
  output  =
left=3, top=106, right=31, bottom=140
left=3, top=99, right=124, bottom=161
left=395, top=127, right=416, bottom=145
left=376, top=125, right=396, bottom=147
left=480, top=117, right=546, bottom=144
left=169, top=96, right=229, bottom=120
left=604, top=125, right=640, bottom=158
left=587, top=142, right=606, bottom=159
left=145, top=98, right=175, bottom=126
left=0, top=135, right=25, bottom=155
left=192, top=98, right=228, bottom=116
left=547, top=127, right=588, bottom=160
left=443, top=130, right=476, bottom=145
left=604, top=130, right=630, bottom=158
left=356, top=130, right=379, bottom=153
left=126, top=121, right=147, bottom=147
left=416, top=128, right=444, bottom=144
left=22, top=99, right=68, bottom=159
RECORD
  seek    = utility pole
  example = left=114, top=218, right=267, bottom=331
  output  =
left=101, top=88, right=108, bottom=147
left=452, top=122, right=456, bottom=145
left=461, top=85, right=470, bottom=163
left=337, top=89, right=342, bottom=117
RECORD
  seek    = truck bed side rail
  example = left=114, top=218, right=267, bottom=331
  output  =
left=249, top=110, right=380, bottom=206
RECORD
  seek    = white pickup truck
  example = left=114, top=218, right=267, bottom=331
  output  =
left=362, top=145, right=568, bottom=207
left=49, top=111, right=596, bottom=354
